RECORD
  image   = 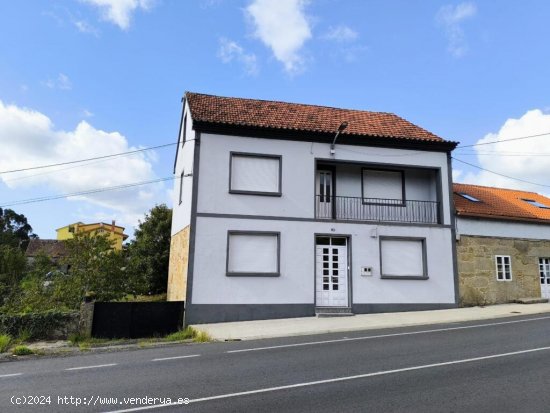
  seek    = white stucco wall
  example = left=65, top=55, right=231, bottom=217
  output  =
left=456, top=217, right=550, bottom=240
left=171, top=100, right=196, bottom=236
left=196, top=133, right=452, bottom=225
left=191, top=216, right=456, bottom=305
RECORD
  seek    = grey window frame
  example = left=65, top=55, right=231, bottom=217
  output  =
left=379, top=236, right=428, bottom=280
left=226, top=230, right=281, bottom=277
left=229, top=152, right=283, bottom=196
left=361, top=168, right=406, bottom=206
left=495, top=255, right=512, bottom=281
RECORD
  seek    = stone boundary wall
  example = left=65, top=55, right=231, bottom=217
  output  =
left=167, top=226, right=190, bottom=301
left=457, top=235, right=550, bottom=306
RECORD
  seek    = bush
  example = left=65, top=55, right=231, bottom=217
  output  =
left=0, top=334, right=11, bottom=353
left=165, top=327, right=195, bottom=341
left=164, top=327, right=211, bottom=343
left=12, top=345, right=33, bottom=356
left=0, top=310, right=79, bottom=340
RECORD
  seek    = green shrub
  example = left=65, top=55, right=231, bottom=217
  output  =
left=165, top=327, right=195, bottom=341
left=193, top=330, right=211, bottom=343
left=12, top=345, right=33, bottom=356
left=68, top=333, right=86, bottom=346
left=17, top=329, right=31, bottom=343
left=0, top=310, right=79, bottom=340
left=164, top=327, right=211, bottom=343
left=0, top=334, right=11, bottom=353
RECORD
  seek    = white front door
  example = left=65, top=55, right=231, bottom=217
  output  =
left=315, top=237, right=349, bottom=307
left=316, top=170, right=333, bottom=219
left=539, top=258, right=550, bottom=299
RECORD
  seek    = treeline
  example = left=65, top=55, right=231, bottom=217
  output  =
left=0, top=205, right=172, bottom=314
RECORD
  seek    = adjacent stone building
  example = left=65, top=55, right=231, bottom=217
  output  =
left=454, top=183, right=550, bottom=305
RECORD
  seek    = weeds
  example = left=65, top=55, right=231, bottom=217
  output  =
left=0, top=334, right=11, bottom=353
left=12, top=345, right=34, bottom=356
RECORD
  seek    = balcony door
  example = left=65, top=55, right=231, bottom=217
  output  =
left=316, top=168, right=335, bottom=219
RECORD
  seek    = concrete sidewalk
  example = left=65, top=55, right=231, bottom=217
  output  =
left=192, top=303, right=550, bottom=341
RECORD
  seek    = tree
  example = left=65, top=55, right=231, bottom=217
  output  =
left=127, top=204, right=172, bottom=294
left=0, top=245, right=27, bottom=309
left=0, top=208, right=37, bottom=250
left=56, top=234, right=134, bottom=308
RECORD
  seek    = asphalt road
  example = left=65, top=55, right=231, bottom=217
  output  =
left=2, top=313, right=550, bottom=412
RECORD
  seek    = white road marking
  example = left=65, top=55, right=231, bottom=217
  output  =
left=0, top=373, right=22, bottom=378
left=151, top=354, right=200, bottom=362
left=102, top=345, right=550, bottom=413
left=66, top=363, right=117, bottom=371
left=227, top=315, right=550, bottom=353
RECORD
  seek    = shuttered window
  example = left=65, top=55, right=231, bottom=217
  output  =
left=227, top=232, right=280, bottom=276
left=230, top=153, right=282, bottom=195
left=381, top=238, right=426, bottom=278
left=362, top=169, right=404, bottom=203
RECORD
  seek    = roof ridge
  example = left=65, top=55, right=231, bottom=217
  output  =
left=185, top=91, right=401, bottom=117
left=453, top=182, right=539, bottom=195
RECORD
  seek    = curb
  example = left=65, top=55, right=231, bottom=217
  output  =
left=0, top=339, right=198, bottom=363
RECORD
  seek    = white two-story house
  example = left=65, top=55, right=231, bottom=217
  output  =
left=168, top=92, right=459, bottom=324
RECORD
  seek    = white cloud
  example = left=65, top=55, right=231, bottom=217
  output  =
left=217, top=38, right=258, bottom=75
left=81, top=0, right=154, bottom=30
left=82, top=109, right=94, bottom=118
left=0, top=100, right=166, bottom=227
left=246, top=0, right=312, bottom=74
left=458, top=109, right=550, bottom=195
left=452, top=169, right=463, bottom=182
left=57, top=73, right=72, bottom=90
left=74, top=19, right=100, bottom=36
left=322, top=25, right=358, bottom=42
left=436, top=2, right=477, bottom=58
left=43, top=73, right=72, bottom=90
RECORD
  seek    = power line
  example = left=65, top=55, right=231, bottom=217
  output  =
left=453, top=152, right=550, bottom=157
left=0, top=141, right=178, bottom=176
left=456, top=131, right=550, bottom=149
left=0, top=176, right=179, bottom=208
left=452, top=157, right=550, bottom=188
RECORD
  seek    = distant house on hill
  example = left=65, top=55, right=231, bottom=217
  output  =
left=454, top=183, right=550, bottom=305
left=25, top=238, right=69, bottom=274
left=25, top=239, right=67, bottom=262
left=56, top=221, right=129, bottom=250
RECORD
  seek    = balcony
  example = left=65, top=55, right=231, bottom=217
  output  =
left=315, top=195, right=440, bottom=224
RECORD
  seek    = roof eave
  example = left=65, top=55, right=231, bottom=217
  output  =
left=457, top=211, right=550, bottom=225
left=192, top=121, right=458, bottom=152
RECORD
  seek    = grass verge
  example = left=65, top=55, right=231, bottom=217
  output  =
left=0, top=334, right=11, bottom=353
left=12, top=345, right=34, bottom=356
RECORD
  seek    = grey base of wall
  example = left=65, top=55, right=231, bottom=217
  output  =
left=185, top=303, right=457, bottom=324
left=186, top=304, right=315, bottom=324
left=352, top=303, right=457, bottom=313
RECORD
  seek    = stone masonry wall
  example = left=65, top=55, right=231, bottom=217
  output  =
left=457, top=235, right=550, bottom=306
left=167, top=226, right=190, bottom=301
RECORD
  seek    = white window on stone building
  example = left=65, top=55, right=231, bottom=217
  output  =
left=495, top=255, right=512, bottom=281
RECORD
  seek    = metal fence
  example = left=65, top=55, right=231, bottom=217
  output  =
left=315, top=195, right=440, bottom=224
left=91, top=301, right=185, bottom=339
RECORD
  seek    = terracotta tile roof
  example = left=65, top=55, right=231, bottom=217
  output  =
left=25, top=239, right=67, bottom=258
left=453, top=183, right=550, bottom=224
left=186, top=92, right=453, bottom=144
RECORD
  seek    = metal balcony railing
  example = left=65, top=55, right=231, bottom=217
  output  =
left=315, top=195, right=440, bottom=224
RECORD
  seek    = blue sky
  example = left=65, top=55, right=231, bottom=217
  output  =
left=1, top=0, right=550, bottom=239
